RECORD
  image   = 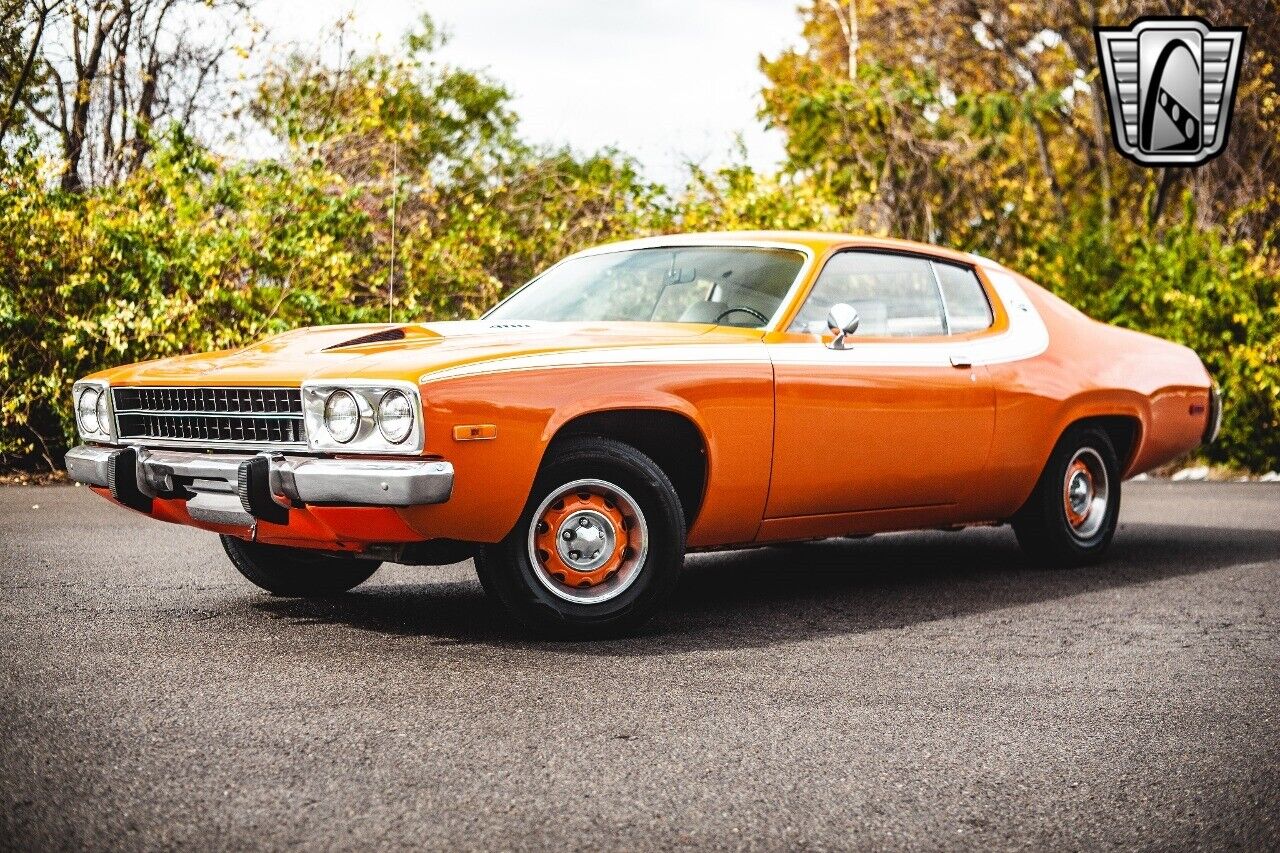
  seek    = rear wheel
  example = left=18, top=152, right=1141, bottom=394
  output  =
left=475, top=436, right=685, bottom=637
left=1012, top=425, right=1121, bottom=567
left=221, top=536, right=381, bottom=596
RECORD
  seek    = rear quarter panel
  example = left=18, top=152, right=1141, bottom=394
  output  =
left=983, top=276, right=1212, bottom=517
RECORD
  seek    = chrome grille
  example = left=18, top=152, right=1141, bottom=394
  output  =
left=112, top=386, right=306, bottom=447
left=113, top=387, right=302, bottom=414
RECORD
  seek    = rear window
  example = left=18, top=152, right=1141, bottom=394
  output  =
left=934, top=262, right=993, bottom=333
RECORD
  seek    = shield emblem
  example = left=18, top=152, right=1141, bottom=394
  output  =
left=1095, top=17, right=1246, bottom=166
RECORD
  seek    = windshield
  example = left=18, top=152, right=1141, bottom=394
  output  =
left=485, top=246, right=806, bottom=328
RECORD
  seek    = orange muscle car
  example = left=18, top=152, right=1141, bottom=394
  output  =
left=66, top=232, right=1219, bottom=635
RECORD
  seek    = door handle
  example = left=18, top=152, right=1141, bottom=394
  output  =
left=949, top=353, right=973, bottom=369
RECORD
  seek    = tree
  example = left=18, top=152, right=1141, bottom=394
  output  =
left=760, top=0, right=1278, bottom=246
left=0, top=0, right=60, bottom=147
left=253, top=15, right=518, bottom=190
left=18, top=0, right=257, bottom=190
left=253, top=15, right=669, bottom=318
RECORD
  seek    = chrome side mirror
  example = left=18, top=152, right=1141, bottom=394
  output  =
left=826, top=303, right=860, bottom=350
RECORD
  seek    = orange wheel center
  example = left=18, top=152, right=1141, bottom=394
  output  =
left=1064, top=460, right=1094, bottom=527
left=533, top=490, right=629, bottom=589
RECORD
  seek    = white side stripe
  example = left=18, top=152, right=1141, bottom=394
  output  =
left=420, top=344, right=770, bottom=385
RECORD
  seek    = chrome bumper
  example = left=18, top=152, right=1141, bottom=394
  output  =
left=66, top=445, right=453, bottom=524
left=1204, top=383, right=1223, bottom=444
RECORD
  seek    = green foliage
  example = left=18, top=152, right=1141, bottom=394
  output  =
left=1033, top=196, right=1280, bottom=471
left=253, top=16, right=519, bottom=185
left=676, top=159, right=848, bottom=233
left=0, top=130, right=381, bottom=463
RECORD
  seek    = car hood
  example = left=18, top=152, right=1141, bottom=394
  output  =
left=92, top=320, right=762, bottom=387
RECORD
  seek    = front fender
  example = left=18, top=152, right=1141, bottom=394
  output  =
left=398, top=359, right=775, bottom=546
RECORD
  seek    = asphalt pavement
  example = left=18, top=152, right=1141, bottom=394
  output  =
left=1, top=481, right=1278, bottom=851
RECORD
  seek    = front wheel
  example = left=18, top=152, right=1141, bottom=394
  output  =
left=1012, top=425, right=1121, bottom=567
left=221, top=536, right=381, bottom=596
left=475, top=436, right=686, bottom=637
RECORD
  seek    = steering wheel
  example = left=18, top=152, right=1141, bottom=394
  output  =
left=714, top=306, right=769, bottom=326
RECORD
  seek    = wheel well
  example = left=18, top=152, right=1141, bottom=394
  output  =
left=1069, top=415, right=1141, bottom=472
left=551, top=410, right=708, bottom=527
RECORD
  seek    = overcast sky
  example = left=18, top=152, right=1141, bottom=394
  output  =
left=251, top=1, right=804, bottom=188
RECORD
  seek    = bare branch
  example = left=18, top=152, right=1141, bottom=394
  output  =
left=0, top=2, right=54, bottom=143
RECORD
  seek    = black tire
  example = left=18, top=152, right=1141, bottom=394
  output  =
left=1012, top=425, right=1121, bottom=567
left=474, top=436, right=686, bottom=638
left=221, top=535, right=381, bottom=596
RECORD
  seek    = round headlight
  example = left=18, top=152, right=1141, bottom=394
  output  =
left=77, top=387, right=101, bottom=433
left=377, top=390, right=414, bottom=444
left=323, top=389, right=360, bottom=443
left=95, top=391, right=110, bottom=435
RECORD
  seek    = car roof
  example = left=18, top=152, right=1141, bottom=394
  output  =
left=570, top=230, right=1000, bottom=271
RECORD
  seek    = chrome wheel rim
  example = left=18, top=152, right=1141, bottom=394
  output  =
left=1063, top=447, right=1109, bottom=540
left=527, top=478, right=649, bottom=604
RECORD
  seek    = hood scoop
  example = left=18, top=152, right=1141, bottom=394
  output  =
left=323, top=327, right=408, bottom=350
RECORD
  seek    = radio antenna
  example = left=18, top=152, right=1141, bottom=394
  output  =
left=388, top=140, right=398, bottom=324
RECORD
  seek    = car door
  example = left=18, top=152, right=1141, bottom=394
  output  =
left=764, top=249, right=998, bottom=518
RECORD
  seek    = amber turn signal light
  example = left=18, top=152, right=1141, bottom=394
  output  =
left=453, top=424, right=497, bottom=441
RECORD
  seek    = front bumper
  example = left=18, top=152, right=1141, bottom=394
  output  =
left=66, top=445, right=453, bottom=527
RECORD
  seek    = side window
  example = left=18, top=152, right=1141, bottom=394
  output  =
left=788, top=251, right=946, bottom=337
left=934, top=262, right=994, bottom=333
